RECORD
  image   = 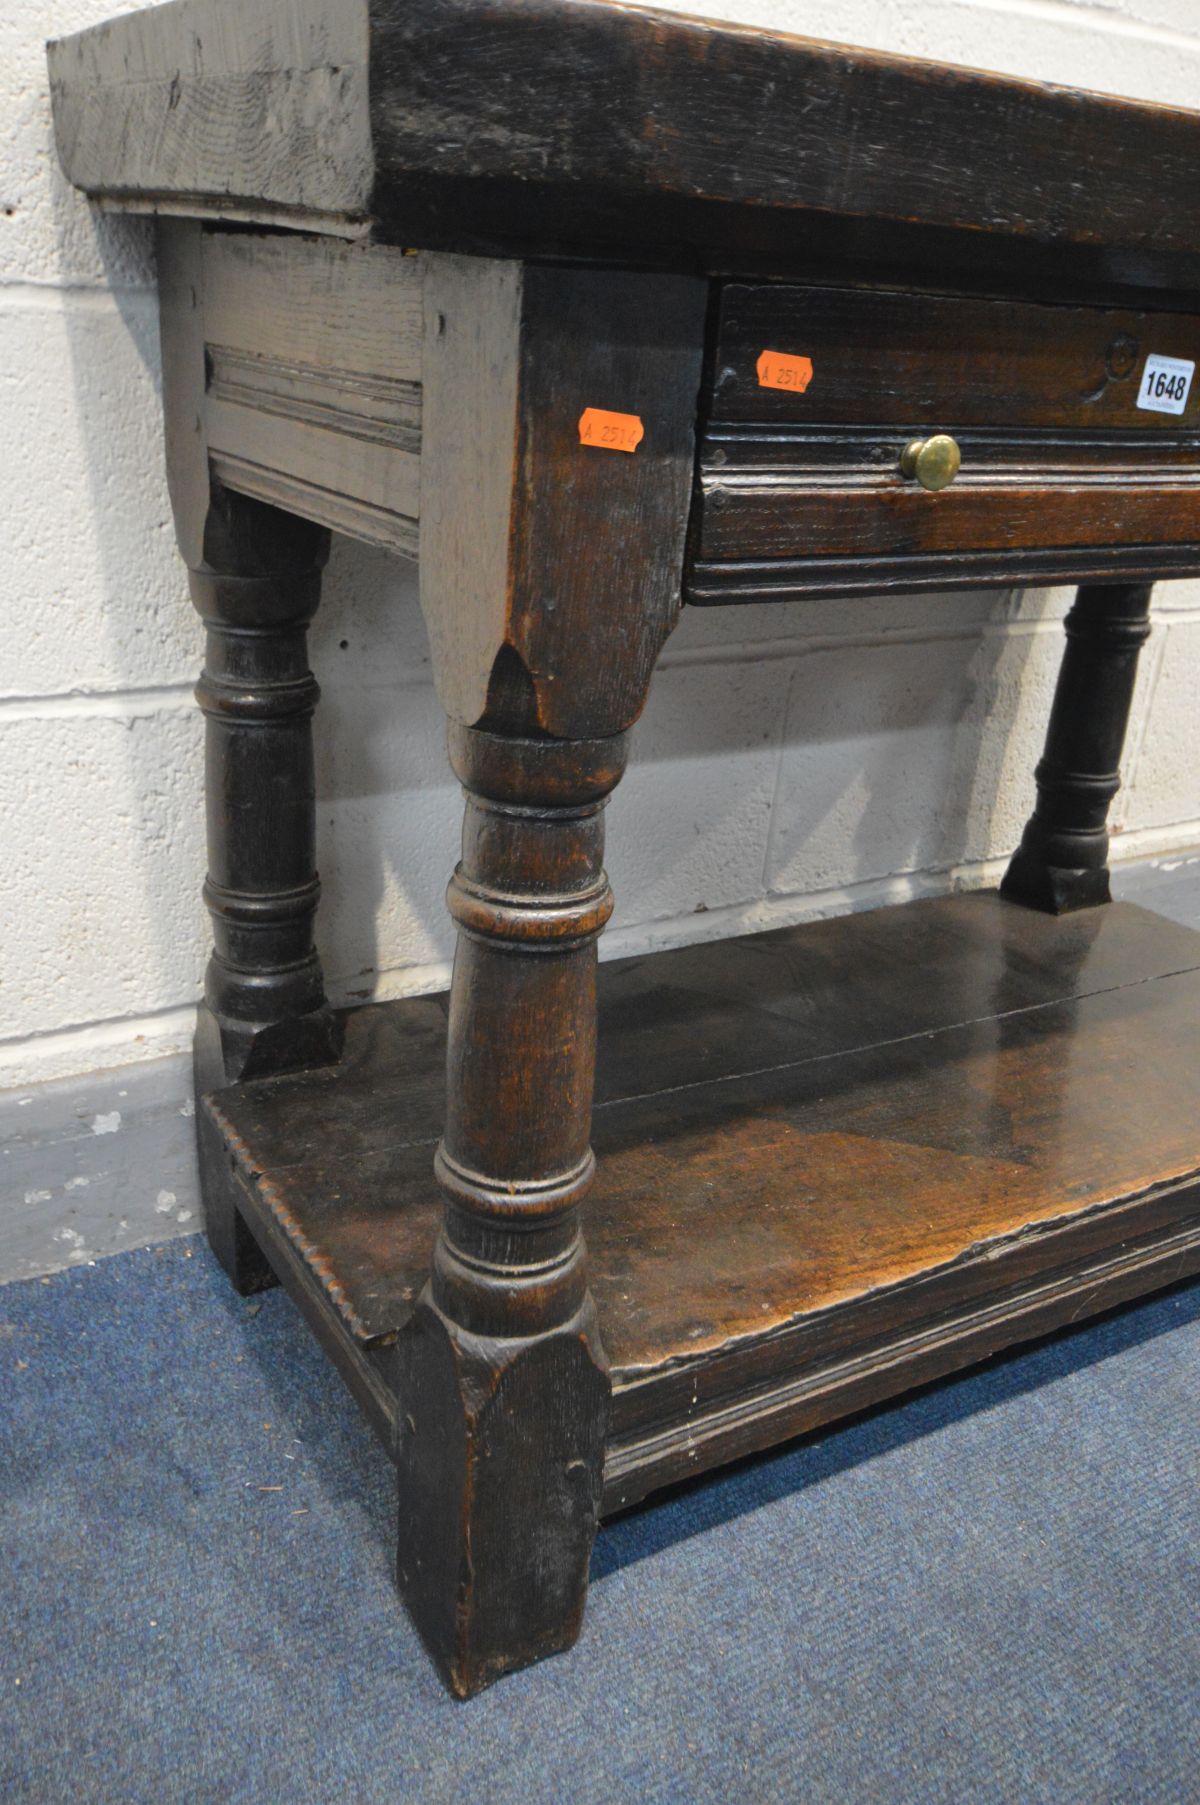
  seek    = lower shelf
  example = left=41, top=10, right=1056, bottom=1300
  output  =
left=206, top=890, right=1200, bottom=1512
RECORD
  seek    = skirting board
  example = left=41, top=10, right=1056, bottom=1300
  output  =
left=0, top=1054, right=198, bottom=1282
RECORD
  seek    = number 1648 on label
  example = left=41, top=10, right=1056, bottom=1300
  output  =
left=1137, top=353, right=1195, bottom=416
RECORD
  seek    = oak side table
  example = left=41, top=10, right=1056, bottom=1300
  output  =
left=50, top=0, right=1200, bottom=1696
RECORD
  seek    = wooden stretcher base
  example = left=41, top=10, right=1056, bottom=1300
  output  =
left=203, top=891, right=1200, bottom=1512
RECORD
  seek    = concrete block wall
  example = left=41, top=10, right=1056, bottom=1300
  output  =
left=3, top=0, right=1200, bottom=1274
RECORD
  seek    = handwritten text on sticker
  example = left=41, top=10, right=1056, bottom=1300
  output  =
left=756, top=350, right=814, bottom=393
left=579, top=408, right=644, bottom=453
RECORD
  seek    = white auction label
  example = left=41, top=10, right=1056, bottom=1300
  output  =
left=1137, top=353, right=1195, bottom=416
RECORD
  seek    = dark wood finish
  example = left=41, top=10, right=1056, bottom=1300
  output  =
left=418, top=258, right=706, bottom=732
left=50, top=0, right=1200, bottom=1701
left=393, top=262, right=706, bottom=1693
left=158, top=237, right=1200, bottom=614
left=1002, top=583, right=1154, bottom=912
left=710, top=286, right=1200, bottom=430
left=369, top=3, right=1200, bottom=296
left=224, top=1130, right=400, bottom=1447
left=690, top=284, right=1200, bottom=599
left=188, top=523, right=339, bottom=1088
left=158, top=222, right=342, bottom=1291
left=188, top=514, right=344, bottom=1288
left=605, top=1170, right=1200, bottom=1507
left=395, top=727, right=622, bottom=1696
left=46, top=0, right=1200, bottom=298
left=686, top=544, right=1200, bottom=606
left=205, top=891, right=1200, bottom=1499
left=695, top=474, right=1200, bottom=562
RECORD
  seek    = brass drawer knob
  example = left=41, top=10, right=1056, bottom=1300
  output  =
left=900, top=433, right=961, bottom=491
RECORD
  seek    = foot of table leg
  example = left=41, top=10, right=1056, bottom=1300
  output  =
left=193, top=1039, right=275, bottom=1294
left=396, top=1296, right=608, bottom=1698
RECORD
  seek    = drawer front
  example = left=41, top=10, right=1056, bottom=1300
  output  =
left=688, top=284, right=1200, bottom=601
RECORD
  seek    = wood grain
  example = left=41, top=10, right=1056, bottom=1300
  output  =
left=389, top=724, right=627, bottom=1694
left=49, top=0, right=1200, bottom=294
left=201, top=234, right=422, bottom=382
left=207, top=407, right=420, bottom=557
left=208, top=895, right=1198, bottom=1321
left=419, top=257, right=706, bottom=734
left=48, top=0, right=371, bottom=232
left=710, top=285, right=1200, bottom=429
left=404, top=262, right=703, bottom=1678
left=66, top=0, right=1200, bottom=1699
left=206, top=893, right=1200, bottom=1507
left=372, top=0, right=1200, bottom=293
left=602, top=1173, right=1200, bottom=1506
left=417, top=255, right=524, bottom=727
left=685, top=544, right=1200, bottom=605
left=198, top=233, right=423, bottom=558
left=694, top=475, right=1200, bottom=561
left=692, top=281, right=1200, bottom=578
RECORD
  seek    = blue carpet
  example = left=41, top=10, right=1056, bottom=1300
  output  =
left=2, top=1240, right=1199, bottom=1804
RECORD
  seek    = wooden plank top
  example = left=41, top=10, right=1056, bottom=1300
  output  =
left=48, top=0, right=1200, bottom=292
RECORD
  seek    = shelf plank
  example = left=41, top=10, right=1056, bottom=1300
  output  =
left=205, top=892, right=1200, bottom=1501
left=592, top=962, right=1200, bottom=1372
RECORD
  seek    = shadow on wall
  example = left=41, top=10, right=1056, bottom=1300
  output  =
left=56, top=173, right=1050, bottom=1041
left=45, top=161, right=203, bottom=1051
left=611, top=587, right=1045, bottom=941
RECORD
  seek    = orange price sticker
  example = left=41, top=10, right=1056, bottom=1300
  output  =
left=578, top=407, right=644, bottom=454
left=756, top=350, right=814, bottom=394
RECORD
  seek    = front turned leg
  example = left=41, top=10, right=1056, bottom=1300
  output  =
left=189, top=505, right=342, bottom=1291
left=395, top=723, right=628, bottom=1698
left=1002, top=582, right=1152, bottom=913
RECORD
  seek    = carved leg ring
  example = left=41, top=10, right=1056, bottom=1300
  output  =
left=395, top=724, right=628, bottom=1697
left=1001, top=582, right=1153, bottom=914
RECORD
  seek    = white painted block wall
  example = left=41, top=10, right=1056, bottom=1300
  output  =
left=3, top=0, right=1200, bottom=1262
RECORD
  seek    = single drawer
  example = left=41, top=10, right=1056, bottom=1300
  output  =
left=687, top=284, right=1200, bottom=602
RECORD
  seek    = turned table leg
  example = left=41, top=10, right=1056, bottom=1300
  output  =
left=1001, top=582, right=1153, bottom=913
left=187, top=497, right=342, bottom=1290
left=395, top=723, right=629, bottom=1697
left=393, top=257, right=704, bottom=1691
left=154, top=228, right=343, bottom=1289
